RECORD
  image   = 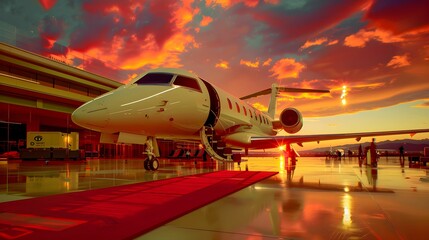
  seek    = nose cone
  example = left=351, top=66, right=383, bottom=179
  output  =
left=72, top=101, right=109, bottom=130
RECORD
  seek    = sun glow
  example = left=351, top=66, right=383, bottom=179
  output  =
left=341, top=85, right=347, bottom=105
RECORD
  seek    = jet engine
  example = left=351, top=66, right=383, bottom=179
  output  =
left=279, top=108, right=303, bottom=134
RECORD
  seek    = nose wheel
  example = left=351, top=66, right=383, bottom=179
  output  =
left=144, top=136, right=159, bottom=171
left=144, top=158, right=159, bottom=171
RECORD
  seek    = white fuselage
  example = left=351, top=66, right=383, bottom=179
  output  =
left=72, top=68, right=277, bottom=147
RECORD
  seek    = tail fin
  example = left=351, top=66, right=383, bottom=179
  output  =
left=267, top=83, right=279, bottom=119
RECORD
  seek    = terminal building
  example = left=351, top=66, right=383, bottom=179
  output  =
left=0, top=42, right=176, bottom=159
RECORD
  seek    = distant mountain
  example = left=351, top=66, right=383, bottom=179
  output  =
left=306, top=138, right=429, bottom=153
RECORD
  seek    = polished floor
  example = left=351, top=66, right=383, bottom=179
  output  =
left=1, top=156, right=429, bottom=239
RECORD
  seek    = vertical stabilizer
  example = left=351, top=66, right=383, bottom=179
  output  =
left=267, top=83, right=278, bottom=119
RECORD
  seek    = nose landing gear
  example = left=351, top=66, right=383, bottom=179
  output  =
left=144, top=136, right=160, bottom=171
left=144, top=158, right=159, bottom=171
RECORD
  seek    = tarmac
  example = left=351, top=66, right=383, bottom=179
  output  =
left=1, top=155, right=429, bottom=239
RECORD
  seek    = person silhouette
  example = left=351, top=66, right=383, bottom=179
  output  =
left=399, top=145, right=405, bottom=167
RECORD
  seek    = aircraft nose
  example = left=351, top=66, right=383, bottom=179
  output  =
left=72, top=101, right=109, bottom=130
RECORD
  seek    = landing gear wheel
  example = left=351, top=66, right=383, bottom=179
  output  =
left=150, top=158, right=159, bottom=171
left=144, top=158, right=150, bottom=170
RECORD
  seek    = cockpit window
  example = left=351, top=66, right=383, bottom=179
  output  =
left=173, top=75, right=201, bottom=92
left=135, top=73, right=173, bottom=85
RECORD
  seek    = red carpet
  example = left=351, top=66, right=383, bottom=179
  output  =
left=0, top=171, right=277, bottom=240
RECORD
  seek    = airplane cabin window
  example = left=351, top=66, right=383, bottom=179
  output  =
left=227, top=98, right=232, bottom=109
left=135, top=73, right=173, bottom=85
left=235, top=102, right=240, bottom=113
left=243, top=106, right=247, bottom=116
left=173, top=76, right=202, bottom=92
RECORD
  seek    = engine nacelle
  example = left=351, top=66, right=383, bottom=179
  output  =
left=279, top=108, right=303, bottom=134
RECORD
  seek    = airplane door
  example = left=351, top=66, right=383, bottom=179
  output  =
left=201, top=80, right=220, bottom=127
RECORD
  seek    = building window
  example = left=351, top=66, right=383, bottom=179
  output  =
left=89, top=88, right=102, bottom=97
left=54, top=79, right=69, bottom=91
left=69, top=82, right=88, bottom=95
left=37, top=74, right=54, bottom=87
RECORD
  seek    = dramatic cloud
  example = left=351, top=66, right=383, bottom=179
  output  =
left=365, top=0, right=429, bottom=35
left=262, top=58, right=272, bottom=66
left=270, top=58, right=305, bottom=80
left=344, top=28, right=404, bottom=48
left=215, top=60, right=230, bottom=69
left=251, top=102, right=268, bottom=112
left=200, top=16, right=213, bottom=27
left=240, top=59, right=259, bottom=68
left=386, top=54, right=410, bottom=68
left=414, top=101, right=429, bottom=108
left=245, top=0, right=372, bottom=48
left=38, top=16, right=65, bottom=47
left=300, top=37, right=328, bottom=50
left=1, top=0, right=428, bottom=121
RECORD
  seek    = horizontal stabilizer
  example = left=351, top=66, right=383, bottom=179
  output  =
left=240, top=86, right=330, bottom=100
left=240, top=84, right=330, bottom=119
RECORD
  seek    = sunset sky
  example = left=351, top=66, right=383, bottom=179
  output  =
left=1, top=0, right=428, bottom=149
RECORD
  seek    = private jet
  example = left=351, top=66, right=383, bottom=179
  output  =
left=71, top=68, right=429, bottom=170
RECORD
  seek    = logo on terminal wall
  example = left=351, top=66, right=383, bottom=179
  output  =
left=34, top=136, right=43, bottom=141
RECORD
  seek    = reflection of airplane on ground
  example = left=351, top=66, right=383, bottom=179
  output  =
left=72, top=68, right=429, bottom=170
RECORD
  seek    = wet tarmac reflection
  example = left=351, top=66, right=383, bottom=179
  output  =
left=1, top=156, right=429, bottom=239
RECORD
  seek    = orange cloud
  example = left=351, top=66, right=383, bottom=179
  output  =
left=386, top=54, right=411, bottom=69
left=240, top=59, right=259, bottom=68
left=200, top=16, right=213, bottom=27
left=252, top=102, right=268, bottom=112
left=262, top=58, right=272, bottom=66
left=270, top=58, right=305, bottom=79
left=206, top=0, right=261, bottom=8
left=413, top=101, right=429, bottom=108
left=69, top=2, right=199, bottom=73
left=300, top=37, right=327, bottom=50
left=215, top=60, right=230, bottom=69
left=175, top=2, right=199, bottom=29
left=278, top=92, right=330, bottom=102
left=243, top=0, right=259, bottom=7
left=327, top=40, right=338, bottom=46
left=206, top=0, right=232, bottom=8
left=125, top=73, right=138, bottom=84
left=344, top=28, right=404, bottom=48
left=120, top=32, right=195, bottom=70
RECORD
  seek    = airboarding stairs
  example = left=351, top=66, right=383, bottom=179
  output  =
left=200, top=126, right=240, bottom=162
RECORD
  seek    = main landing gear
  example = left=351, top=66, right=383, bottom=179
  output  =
left=144, top=137, right=159, bottom=171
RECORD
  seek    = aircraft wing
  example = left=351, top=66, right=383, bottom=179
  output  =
left=250, top=129, right=429, bottom=149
